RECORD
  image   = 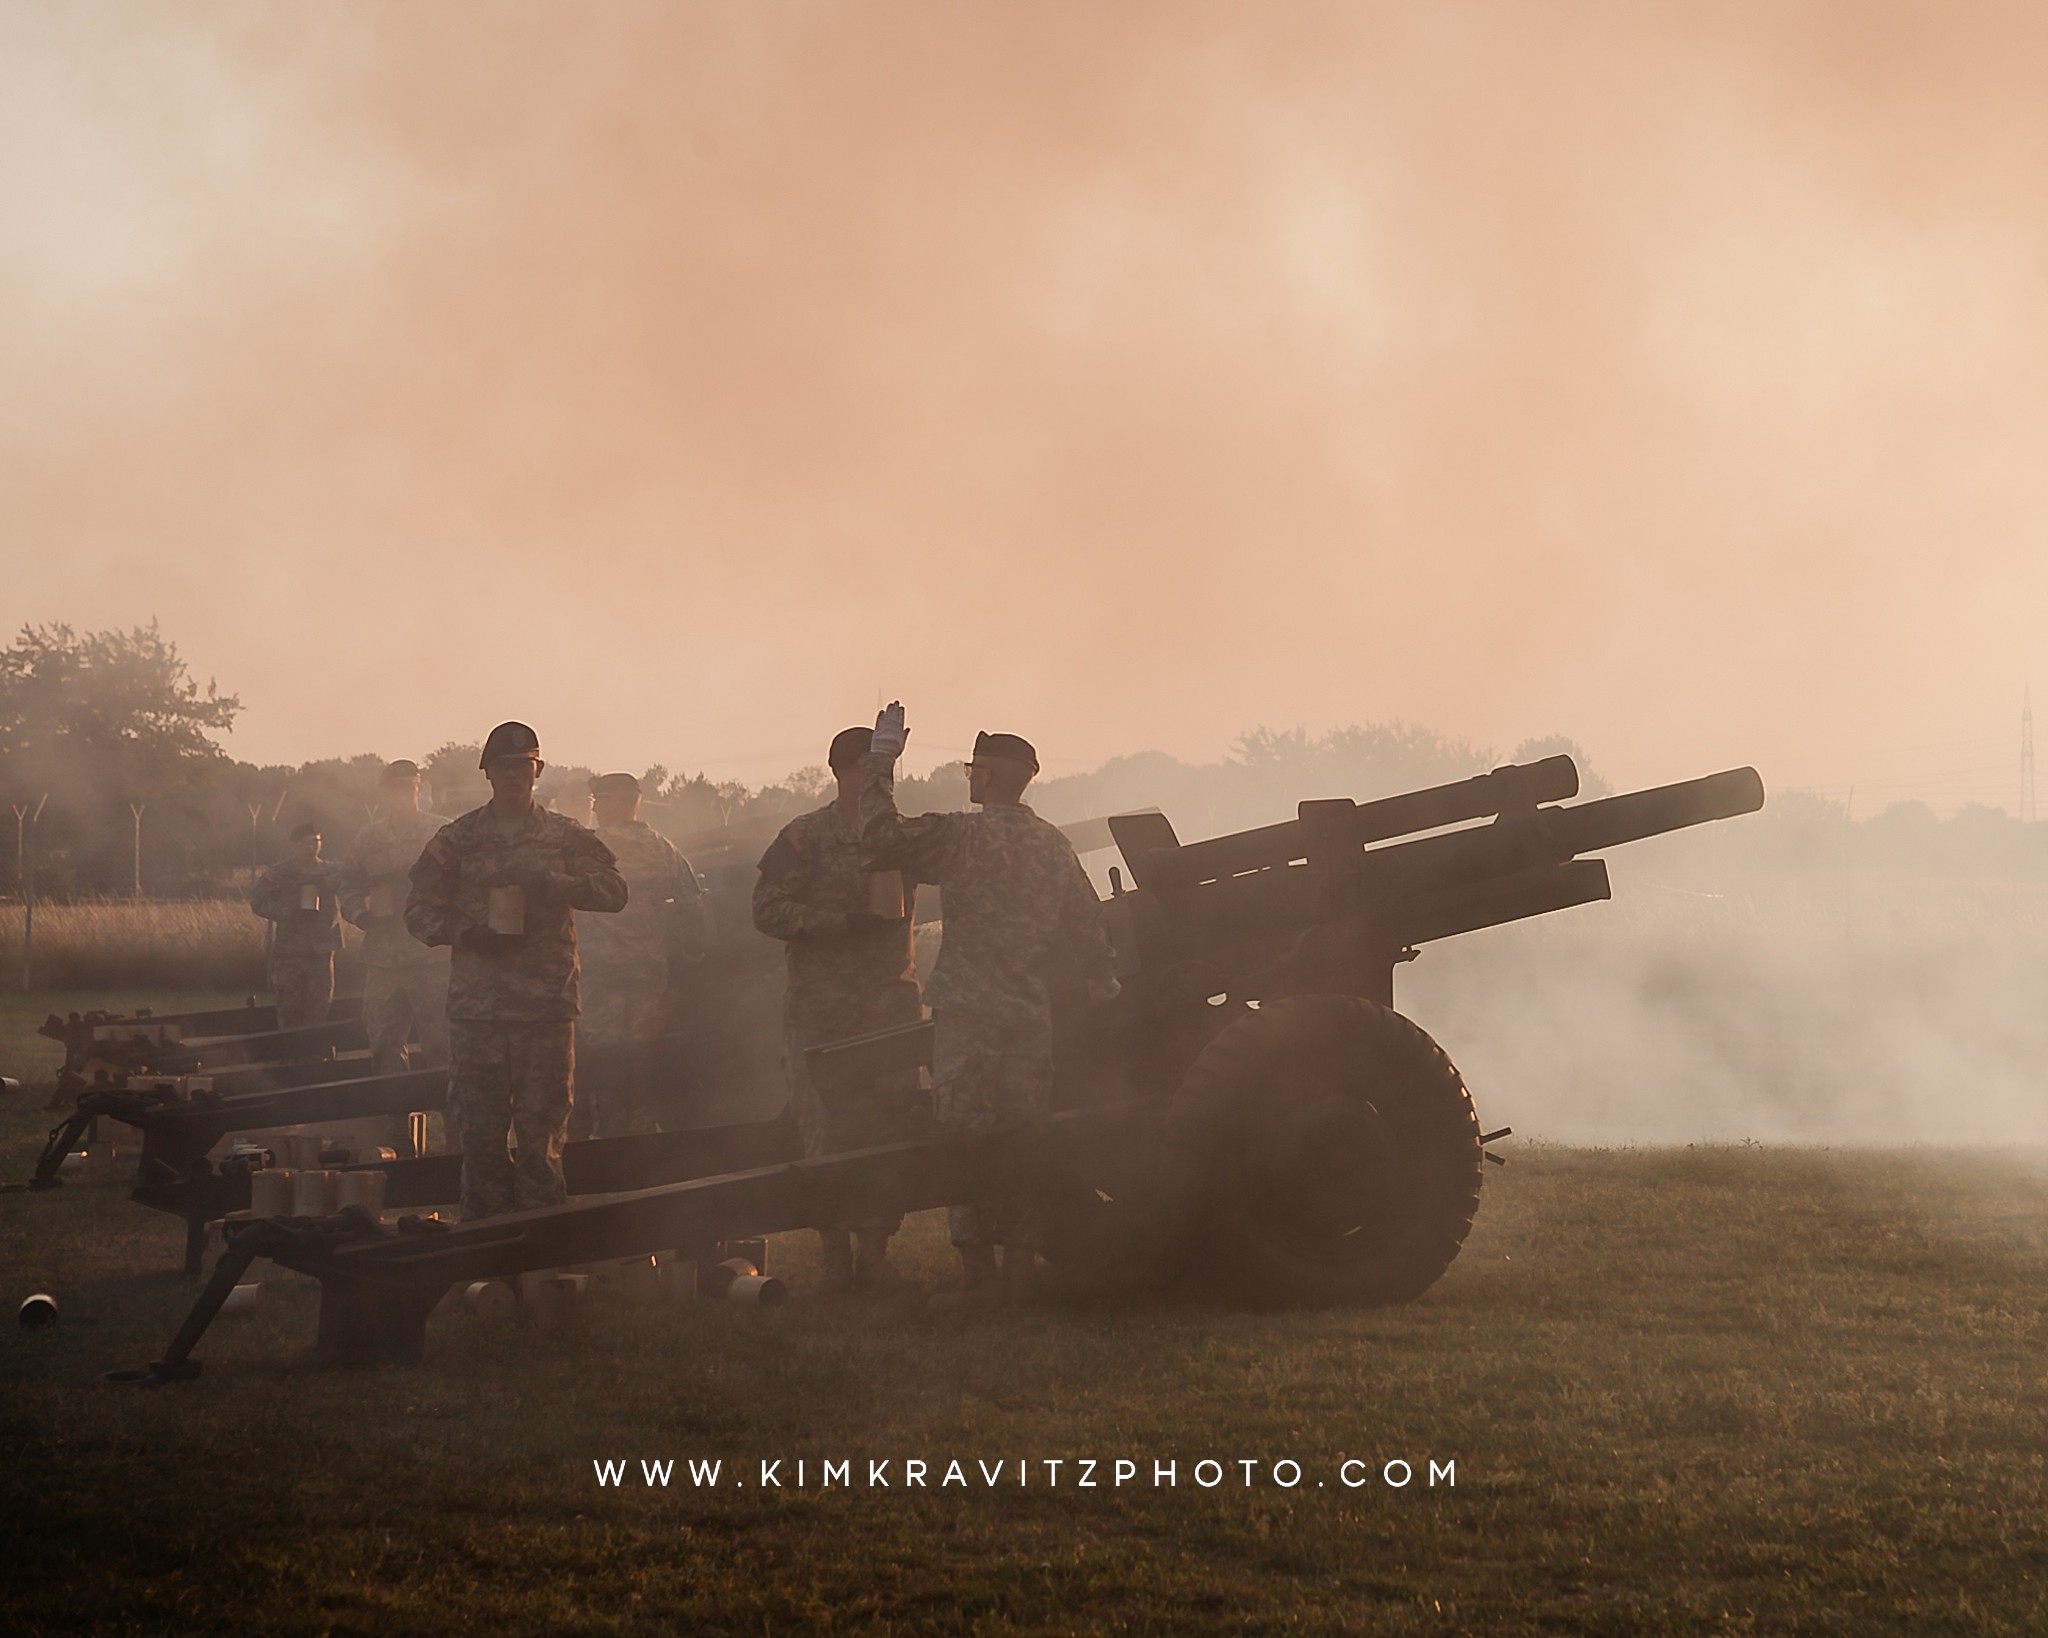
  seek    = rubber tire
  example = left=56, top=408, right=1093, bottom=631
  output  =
left=1161, top=995, right=1484, bottom=1308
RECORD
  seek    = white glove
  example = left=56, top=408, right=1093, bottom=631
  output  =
left=1086, top=974, right=1122, bottom=1004
left=872, top=699, right=908, bottom=759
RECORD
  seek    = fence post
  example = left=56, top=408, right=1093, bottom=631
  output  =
left=19, top=794, right=47, bottom=992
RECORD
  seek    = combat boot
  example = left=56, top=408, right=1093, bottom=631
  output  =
left=853, top=1231, right=911, bottom=1294
left=815, top=1229, right=855, bottom=1296
left=926, top=1244, right=1002, bottom=1314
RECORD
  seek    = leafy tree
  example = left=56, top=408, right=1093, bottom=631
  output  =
left=0, top=621, right=238, bottom=776
left=0, top=623, right=240, bottom=895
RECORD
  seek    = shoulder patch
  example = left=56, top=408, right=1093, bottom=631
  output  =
left=423, top=837, right=451, bottom=866
left=757, top=835, right=802, bottom=880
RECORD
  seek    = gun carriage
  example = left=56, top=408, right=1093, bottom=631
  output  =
left=129, top=755, right=1762, bottom=1378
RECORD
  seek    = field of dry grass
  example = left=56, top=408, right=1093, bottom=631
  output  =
left=0, top=900, right=365, bottom=992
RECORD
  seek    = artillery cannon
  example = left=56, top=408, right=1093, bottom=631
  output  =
left=129, top=1115, right=797, bottom=1278
left=1067, top=758, right=1764, bottom=1305
left=38, top=998, right=369, bottom=1095
left=130, top=754, right=1761, bottom=1376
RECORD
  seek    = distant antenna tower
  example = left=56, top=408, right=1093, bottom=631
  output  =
left=2025, top=687, right=2037, bottom=823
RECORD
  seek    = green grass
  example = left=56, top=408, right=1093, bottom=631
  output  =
left=5, top=990, right=2048, bottom=1633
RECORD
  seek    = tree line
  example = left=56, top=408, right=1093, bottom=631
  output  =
left=2, top=623, right=2040, bottom=900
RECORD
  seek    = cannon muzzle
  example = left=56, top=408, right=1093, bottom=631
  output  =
left=1531, top=766, right=1765, bottom=858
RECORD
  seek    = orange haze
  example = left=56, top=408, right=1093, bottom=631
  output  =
left=4, top=1, right=2044, bottom=809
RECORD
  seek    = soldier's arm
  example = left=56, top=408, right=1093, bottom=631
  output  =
left=404, top=833, right=466, bottom=948
left=337, top=831, right=372, bottom=928
left=857, top=752, right=964, bottom=881
left=751, top=831, right=846, bottom=942
left=248, top=868, right=284, bottom=924
left=555, top=827, right=629, bottom=914
left=666, top=842, right=709, bottom=960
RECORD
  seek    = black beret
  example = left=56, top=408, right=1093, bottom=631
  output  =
left=479, top=722, right=541, bottom=767
left=828, top=726, right=874, bottom=769
left=972, top=731, right=1038, bottom=772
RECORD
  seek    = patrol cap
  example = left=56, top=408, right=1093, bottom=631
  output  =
left=479, top=722, right=541, bottom=767
left=381, top=759, right=421, bottom=782
left=589, top=772, right=641, bottom=797
left=828, top=727, right=873, bottom=770
left=971, top=731, right=1039, bottom=773
left=289, top=820, right=322, bottom=841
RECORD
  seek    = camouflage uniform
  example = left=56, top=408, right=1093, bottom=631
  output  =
left=753, top=801, right=924, bottom=1234
left=341, top=809, right=451, bottom=1075
left=404, top=806, right=627, bottom=1220
left=858, top=753, right=1114, bottom=1249
left=581, top=818, right=706, bottom=1133
left=249, top=859, right=344, bottom=1028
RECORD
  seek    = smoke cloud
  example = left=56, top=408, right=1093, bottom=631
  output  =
left=4, top=2, right=2045, bottom=804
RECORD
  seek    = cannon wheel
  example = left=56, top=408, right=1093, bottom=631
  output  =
left=1160, top=995, right=1484, bottom=1307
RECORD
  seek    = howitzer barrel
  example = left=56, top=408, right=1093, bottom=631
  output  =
left=1344, top=754, right=1580, bottom=843
left=1363, top=766, right=1765, bottom=901
left=1532, top=767, right=1765, bottom=858
left=1141, top=755, right=1581, bottom=890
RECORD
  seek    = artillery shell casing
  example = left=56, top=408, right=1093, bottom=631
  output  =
left=219, top=1283, right=263, bottom=1316
left=249, top=1170, right=296, bottom=1217
left=727, top=1275, right=788, bottom=1308
left=532, top=1274, right=587, bottom=1330
left=18, top=1292, right=58, bottom=1329
left=614, top=1256, right=662, bottom=1304
left=487, top=885, right=526, bottom=935
left=291, top=1170, right=336, bottom=1216
left=335, top=1170, right=388, bottom=1217
left=464, top=1281, right=516, bottom=1322
left=864, top=870, right=906, bottom=920
left=703, top=1256, right=758, bottom=1297
left=658, top=1256, right=699, bottom=1301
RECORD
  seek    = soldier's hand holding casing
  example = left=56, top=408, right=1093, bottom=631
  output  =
left=457, top=925, right=524, bottom=954
left=487, top=865, right=562, bottom=905
left=871, top=700, right=908, bottom=759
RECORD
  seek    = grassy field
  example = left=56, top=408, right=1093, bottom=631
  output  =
left=5, top=991, right=2048, bottom=1634
left=0, top=898, right=269, bottom=990
left=0, top=901, right=373, bottom=992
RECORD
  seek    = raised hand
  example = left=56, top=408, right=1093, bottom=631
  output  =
left=872, top=699, right=909, bottom=759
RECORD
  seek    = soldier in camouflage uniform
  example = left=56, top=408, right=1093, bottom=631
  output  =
left=250, top=821, right=344, bottom=1028
left=754, top=726, right=924, bottom=1294
left=404, top=723, right=628, bottom=1221
left=341, top=760, right=451, bottom=1076
left=858, top=703, right=1119, bottom=1306
left=581, top=771, right=707, bottom=1135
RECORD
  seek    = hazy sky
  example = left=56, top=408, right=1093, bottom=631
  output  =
left=5, top=1, right=2044, bottom=811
